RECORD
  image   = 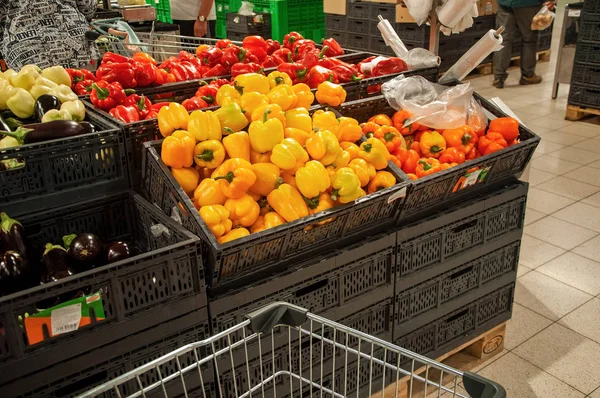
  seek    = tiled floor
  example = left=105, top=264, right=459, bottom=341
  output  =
left=443, top=7, right=600, bottom=398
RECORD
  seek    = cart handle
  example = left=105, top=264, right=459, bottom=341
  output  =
left=245, top=301, right=308, bottom=334
left=464, top=372, right=507, bottom=398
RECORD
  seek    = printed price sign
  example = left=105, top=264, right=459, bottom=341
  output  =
left=452, top=167, right=490, bottom=192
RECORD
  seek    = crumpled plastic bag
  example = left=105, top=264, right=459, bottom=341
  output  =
left=238, top=1, right=255, bottom=15
left=531, top=5, right=555, bottom=30
left=381, top=75, right=488, bottom=131
left=439, top=2, right=479, bottom=35
left=403, top=0, right=433, bottom=26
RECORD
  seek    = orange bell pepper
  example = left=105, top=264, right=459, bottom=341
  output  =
left=406, top=173, right=418, bottom=180
left=251, top=212, right=286, bottom=233
left=367, top=171, right=396, bottom=194
left=213, top=158, right=257, bottom=198
left=194, top=178, right=227, bottom=206
left=338, top=117, right=362, bottom=142
left=161, top=130, right=195, bottom=168
left=250, top=163, right=282, bottom=197
left=340, top=142, right=361, bottom=160
left=489, top=117, right=519, bottom=142
left=442, top=126, right=478, bottom=154
left=439, top=147, right=466, bottom=164
left=395, top=148, right=420, bottom=175
left=200, top=205, right=232, bottom=238
left=440, top=162, right=458, bottom=171
left=368, top=114, right=392, bottom=126
left=415, top=158, right=441, bottom=178
left=360, top=121, right=380, bottom=138
left=250, top=148, right=272, bottom=164
left=171, top=167, right=199, bottom=194
left=224, top=194, right=260, bottom=227
left=218, top=228, right=250, bottom=244
left=373, top=125, right=406, bottom=153
left=348, top=158, right=376, bottom=187
left=391, top=109, right=421, bottom=136
left=466, top=147, right=481, bottom=160
left=478, top=132, right=508, bottom=156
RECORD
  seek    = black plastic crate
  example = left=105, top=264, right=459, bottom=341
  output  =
left=1, top=308, right=211, bottom=398
left=347, top=17, right=372, bottom=35
left=471, top=14, right=497, bottom=33
left=330, top=94, right=538, bottom=223
left=394, top=239, right=520, bottom=330
left=583, top=0, right=600, bottom=19
left=347, top=0, right=371, bottom=19
left=143, top=141, right=407, bottom=292
left=395, top=181, right=527, bottom=281
left=395, top=283, right=514, bottom=355
left=571, top=61, right=600, bottom=85
left=345, top=32, right=371, bottom=51
left=438, top=32, right=485, bottom=56
left=325, top=30, right=347, bottom=46
left=326, top=14, right=348, bottom=31
left=569, top=82, right=600, bottom=109
left=0, top=107, right=128, bottom=216
left=580, top=16, right=600, bottom=42
left=538, top=34, right=552, bottom=51
left=370, top=2, right=396, bottom=22
left=574, top=40, right=600, bottom=65
left=369, top=36, right=395, bottom=55
left=0, top=192, right=205, bottom=384
left=372, top=23, right=429, bottom=45
left=226, top=12, right=271, bottom=33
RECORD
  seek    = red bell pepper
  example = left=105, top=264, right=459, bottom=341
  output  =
left=277, top=63, right=309, bottom=84
left=209, top=78, right=230, bottom=87
left=243, top=36, right=268, bottom=63
left=283, top=32, right=303, bottom=50
left=154, top=68, right=176, bottom=85
left=109, top=105, right=140, bottom=123
left=90, top=80, right=126, bottom=111
left=273, top=48, right=293, bottom=63
left=262, top=54, right=284, bottom=68
left=151, top=102, right=170, bottom=112
left=266, top=39, right=280, bottom=55
left=182, top=96, right=209, bottom=111
left=306, top=65, right=338, bottom=88
left=177, top=50, right=196, bottom=62
left=96, top=62, right=137, bottom=88
left=317, top=57, right=346, bottom=69
left=199, top=47, right=223, bottom=67
left=133, top=62, right=156, bottom=87
left=300, top=46, right=328, bottom=70
left=357, top=56, right=378, bottom=76
left=145, top=110, right=159, bottom=119
left=203, top=64, right=229, bottom=77
left=168, top=63, right=191, bottom=81
left=330, top=64, right=362, bottom=83
left=180, top=61, right=202, bottom=79
left=371, top=58, right=409, bottom=77
left=123, top=94, right=152, bottom=119
left=159, top=56, right=179, bottom=69
left=478, top=132, right=508, bottom=155
left=73, top=79, right=95, bottom=95
left=216, top=39, right=233, bottom=49
left=101, top=51, right=130, bottom=64
left=67, top=68, right=96, bottom=86
left=221, top=46, right=251, bottom=68
left=195, top=84, right=218, bottom=105
left=322, top=38, right=345, bottom=57
left=231, top=62, right=263, bottom=78
left=292, top=39, right=317, bottom=60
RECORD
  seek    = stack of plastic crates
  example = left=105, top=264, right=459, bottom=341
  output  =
left=145, top=0, right=172, bottom=23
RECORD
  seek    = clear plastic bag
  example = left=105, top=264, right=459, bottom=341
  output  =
left=381, top=75, right=488, bottom=131
left=238, top=1, right=255, bottom=15
left=531, top=5, right=555, bottom=30
left=403, top=0, right=433, bottom=25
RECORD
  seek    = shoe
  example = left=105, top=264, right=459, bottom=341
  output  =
left=493, top=79, right=504, bottom=88
left=520, top=74, right=542, bottom=85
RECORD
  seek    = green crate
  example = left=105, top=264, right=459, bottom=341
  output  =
left=216, top=0, right=232, bottom=18
left=216, top=18, right=227, bottom=38
left=229, top=0, right=325, bottom=42
left=146, top=0, right=172, bottom=23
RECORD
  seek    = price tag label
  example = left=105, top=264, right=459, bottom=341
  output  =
left=568, top=9, right=581, bottom=17
left=51, top=303, right=82, bottom=336
left=388, top=186, right=407, bottom=204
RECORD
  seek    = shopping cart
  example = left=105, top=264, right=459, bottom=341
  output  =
left=76, top=302, right=505, bottom=398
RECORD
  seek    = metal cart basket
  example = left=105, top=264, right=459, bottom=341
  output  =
left=76, top=303, right=505, bottom=398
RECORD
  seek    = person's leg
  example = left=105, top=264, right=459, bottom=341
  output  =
left=493, top=5, right=517, bottom=87
left=173, top=20, right=195, bottom=37
left=208, top=20, right=217, bottom=38
left=514, top=6, right=542, bottom=83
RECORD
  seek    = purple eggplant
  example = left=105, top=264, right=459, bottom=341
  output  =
left=0, top=120, right=85, bottom=145
left=63, top=233, right=103, bottom=270
left=106, top=241, right=132, bottom=264
left=40, top=244, right=74, bottom=283
left=0, top=251, right=33, bottom=296
left=0, top=212, right=29, bottom=257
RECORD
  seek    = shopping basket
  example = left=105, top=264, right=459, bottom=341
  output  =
left=75, top=302, right=506, bottom=398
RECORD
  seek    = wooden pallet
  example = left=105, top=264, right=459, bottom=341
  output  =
left=565, top=104, right=600, bottom=121
left=475, top=50, right=552, bottom=76
left=372, top=323, right=506, bottom=398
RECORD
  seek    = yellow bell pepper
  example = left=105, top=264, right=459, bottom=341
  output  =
left=194, top=178, right=227, bottom=206
left=284, top=127, right=310, bottom=146
left=348, top=158, right=376, bottom=187
left=267, top=84, right=297, bottom=111
left=194, top=140, right=226, bottom=169
left=331, top=167, right=363, bottom=204
left=267, top=183, right=309, bottom=222
left=213, top=158, right=256, bottom=199
left=251, top=103, right=286, bottom=126
left=222, top=131, right=250, bottom=161
left=359, top=138, right=391, bottom=170
left=6, top=88, right=35, bottom=119
left=250, top=163, right=282, bottom=197
left=216, top=84, right=241, bottom=106
left=292, top=83, right=314, bottom=110
left=188, top=110, right=222, bottom=142
left=306, top=130, right=342, bottom=166
left=171, top=167, right=199, bottom=194
left=200, top=205, right=233, bottom=238
left=285, top=108, right=312, bottom=133
left=42, top=65, right=71, bottom=86
left=295, top=160, right=331, bottom=199
left=307, top=192, right=335, bottom=214
left=249, top=109, right=285, bottom=153
left=215, top=102, right=249, bottom=134
left=250, top=148, right=271, bottom=164
left=419, top=131, right=447, bottom=158
left=234, top=73, right=270, bottom=95
left=10, top=64, right=41, bottom=90
left=315, top=81, right=346, bottom=107
left=224, top=194, right=260, bottom=227
left=312, top=110, right=340, bottom=137
left=340, top=142, right=361, bottom=160
left=270, top=138, right=309, bottom=172
left=251, top=212, right=286, bottom=233
left=280, top=170, right=297, bottom=189
left=338, top=117, right=362, bottom=143
left=268, top=71, right=293, bottom=89
left=368, top=171, right=396, bottom=194
left=161, top=130, right=195, bottom=168
left=0, top=79, right=14, bottom=110
left=158, top=102, right=189, bottom=137
left=240, top=92, right=269, bottom=120
left=218, top=228, right=250, bottom=244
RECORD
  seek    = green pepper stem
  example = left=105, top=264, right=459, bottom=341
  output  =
left=197, top=150, right=214, bottom=161
left=222, top=127, right=234, bottom=135
left=275, top=177, right=284, bottom=189
left=431, top=145, right=442, bottom=153
left=214, top=171, right=234, bottom=183
left=263, top=108, right=272, bottom=123
left=275, top=76, right=284, bottom=85
left=319, top=46, right=329, bottom=58
left=363, top=143, right=372, bottom=153
left=330, top=189, right=339, bottom=202
left=303, top=195, right=320, bottom=210
left=91, top=83, right=109, bottom=100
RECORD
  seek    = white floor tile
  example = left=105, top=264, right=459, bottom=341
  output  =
left=519, top=234, right=566, bottom=269
left=572, top=235, right=600, bottom=262
left=554, top=202, right=600, bottom=232
left=536, top=177, right=600, bottom=201
left=527, top=187, right=574, bottom=214
left=524, top=207, right=546, bottom=225
left=558, top=123, right=600, bottom=138
left=582, top=192, right=600, bottom=208
left=531, top=155, right=582, bottom=175
left=504, top=303, right=552, bottom=350
left=572, top=139, right=600, bottom=154
left=560, top=298, right=600, bottom=345
left=513, top=323, right=600, bottom=394
left=537, top=252, right=600, bottom=296
left=525, top=217, right=598, bottom=250
left=525, top=168, right=558, bottom=186
left=528, top=116, right=573, bottom=129
left=536, top=131, right=586, bottom=146
left=534, top=140, right=564, bottom=157
left=517, top=264, right=532, bottom=279
left=590, top=387, right=600, bottom=398
left=515, top=271, right=592, bottom=321
left=564, top=167, right=600, bottom=187
left=549, top=147, right=600, bottom=165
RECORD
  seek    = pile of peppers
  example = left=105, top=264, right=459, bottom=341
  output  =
left=361, top=111, right=521, bottom=180
left=157, top=71, right=397, bottom=244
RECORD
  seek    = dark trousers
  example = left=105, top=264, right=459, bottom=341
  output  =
left=493, top=5, right=540, bottom=80
left=173, top=19, right=217, bottom=38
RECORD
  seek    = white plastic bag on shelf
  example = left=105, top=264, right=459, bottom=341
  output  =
left=238, top=1, right=255, bottom=15
left=405, top=48, right=441, bottom=69
left=403, top=0, right=433, bottom=26
left=381, top=75, right=488, bottom=131
left=437, top=0, right=479, bottom=35
left=531, top=5, right=555, bottom=30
